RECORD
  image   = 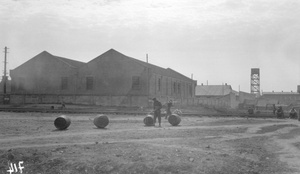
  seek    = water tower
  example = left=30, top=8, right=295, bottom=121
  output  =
left=250, top=68, right=260, bottom=96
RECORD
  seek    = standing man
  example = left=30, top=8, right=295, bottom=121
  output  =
left=152, top=98, right=162, bottom=127
left=276, top=106, right=284, bottom=119
left=165, top=100, right=173, bottom=119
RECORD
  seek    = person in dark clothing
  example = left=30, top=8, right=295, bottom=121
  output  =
left=165, top=100, right=173, bottom=119
left=152, top=98, right=162, bottom=127
left=276, top=106, right=284, bottom=118
left=289, top=107, right=298, bottom=119
left=247, top=107, right=254, bottom=114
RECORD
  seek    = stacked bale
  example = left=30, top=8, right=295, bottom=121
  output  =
left=168, top=114, right=181, bottom=126
left=94, top=115, right=109, bottom=128
left=54, top=115, right=71, bottom=130
left=143, top=115, right=154, bottom=126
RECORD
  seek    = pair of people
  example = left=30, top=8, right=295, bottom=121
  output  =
left=152, top=98, right=173, bottom=127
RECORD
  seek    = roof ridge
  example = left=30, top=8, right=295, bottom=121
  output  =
left=96, top=49, right=169, bottom=72
left=90, top=49, right=195, bottom=82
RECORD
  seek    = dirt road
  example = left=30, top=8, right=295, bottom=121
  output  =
left=0, top=112, right=300, bottom=174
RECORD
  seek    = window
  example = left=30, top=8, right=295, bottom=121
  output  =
left=178, top=83, right=181, bottom=94
left=186, top=83, right=188, bottom=96
left=173, top=82, right=177, bottom=94
left=132, top=76, right=140, bottom=90
left=158, top=78, right=161, bottom=91
left=61, top=77, right=68, bottom=90
left=166, top=78, right=168, bottom=95
left=86, top=77, right=94, bottom=90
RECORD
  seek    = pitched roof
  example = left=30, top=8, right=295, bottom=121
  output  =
left=14, top=51, right=85, bottom=70
left=195, top=85, right=232, bottom=96
left=90, top=49, right=194, bottom=82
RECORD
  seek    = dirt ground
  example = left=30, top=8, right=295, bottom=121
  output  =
left=0, top=112, right=300, bottom=174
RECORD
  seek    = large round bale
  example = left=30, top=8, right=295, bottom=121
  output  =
left=168, top=114, right=181, bottom=126
left=143, top=115, right=154, bottom=126
left=54, top=115, right=71, bottom=130
left=93, top=115, right=109, bottom=128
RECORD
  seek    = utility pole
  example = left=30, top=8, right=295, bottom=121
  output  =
left=146, top=54, right=150, bottom=107
left=3, top=47, right=8, bottom=94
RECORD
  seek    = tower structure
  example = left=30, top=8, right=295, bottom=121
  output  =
left=3, top=47, right=8, bottom=94
left=250, top=68, right=260, bottom=96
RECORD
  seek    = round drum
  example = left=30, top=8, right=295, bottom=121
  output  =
left=143, top=115, right=154, bottom=126
left=168, top=114, right=181, bottom=126
left=93, top=115, right=109, bottom=128
left=54, top=115, right=71, bottom=130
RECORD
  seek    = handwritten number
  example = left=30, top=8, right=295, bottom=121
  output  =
left=18, top=161, right=24, bottom=173
left=7, top=161, right=24, bottom=174
left=14, top=163, right=18, bottom=172
left=7, top=163, right=14, bottom=174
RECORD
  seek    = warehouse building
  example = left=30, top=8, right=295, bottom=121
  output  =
left=9, top=49, right=197, bottom=107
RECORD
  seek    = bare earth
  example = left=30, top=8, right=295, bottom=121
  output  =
left=0, top=112, right=300, bottom=174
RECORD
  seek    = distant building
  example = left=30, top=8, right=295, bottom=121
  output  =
left=195, top=84, right=255, bottom=109
left=9, top=49, right=196, bottom=106
left=195, top=84, right=238, bottom=109
left=257, top=91, right=300, bottom=109
left=195, top=84, right=234, bottom=97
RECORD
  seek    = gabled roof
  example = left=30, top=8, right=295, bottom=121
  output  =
left=13, top=51, right=85, bottom=71
left=195, top=85, right=232, bottom=96
left=89, top=49, right=194, bottom=82
left=14, top=49, right=194, bottom=82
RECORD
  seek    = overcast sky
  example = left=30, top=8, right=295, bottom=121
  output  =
left=1, top=0, right=299, bottom=93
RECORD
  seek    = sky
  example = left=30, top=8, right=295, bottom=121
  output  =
left=0, top=0, right=300, bottom=93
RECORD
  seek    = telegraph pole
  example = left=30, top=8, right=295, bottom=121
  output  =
left=3, top=47, right=8, bottom=94
left=146, top=54, right=150, bottom=107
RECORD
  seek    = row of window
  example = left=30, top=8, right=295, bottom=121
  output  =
left=12, top=77, right=94, bottom=91
left=62, top=76, right=193, bottom=96
left=14, top=76, right=193, bottom=97
left=155, top=76, right=193, bottom=97
left=15, top=77, right=107, bottom=91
